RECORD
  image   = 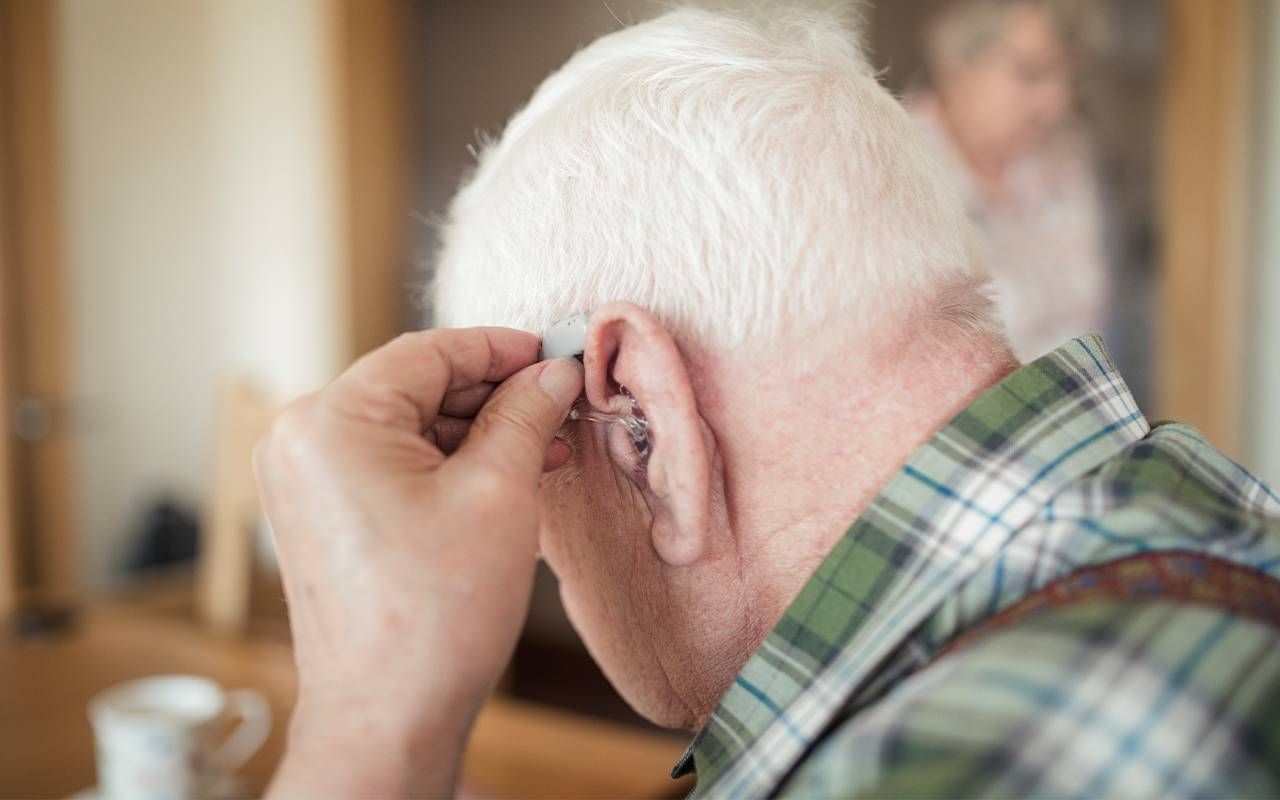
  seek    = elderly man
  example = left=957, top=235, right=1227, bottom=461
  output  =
left=257, top=4, right=1280, bottom=798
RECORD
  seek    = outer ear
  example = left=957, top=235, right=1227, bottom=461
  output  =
left=582, top=302, right=709, bottom=567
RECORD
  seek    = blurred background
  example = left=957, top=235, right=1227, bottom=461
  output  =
left=1, top=0, right=1277, bottom=797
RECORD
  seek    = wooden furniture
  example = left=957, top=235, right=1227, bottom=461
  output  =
left=0, top=606, right=294, bottom=798
left=196, top=382, right=277, bottom=634
left=0, top=604, right=692, bottom=798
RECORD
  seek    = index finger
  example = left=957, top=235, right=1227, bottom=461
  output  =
left=326, top=327, right=540, bottom=430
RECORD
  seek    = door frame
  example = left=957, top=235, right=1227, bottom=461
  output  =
left=0, top=0, right=78, bottom=615
left=0, top=44, right=16, bottom=619
left=337, top=0, right=411, bottom=359
left=1156, top=0, right=1255, bottom=455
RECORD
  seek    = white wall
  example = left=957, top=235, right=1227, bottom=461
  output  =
left=204, top=1, right=348, bottom=399
left=58, top=0, right=345, bottom=588
left=1248, top=1, right=1280, bottom=489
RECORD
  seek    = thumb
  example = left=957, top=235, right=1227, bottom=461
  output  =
left=449, top=358, right=583, bottom=485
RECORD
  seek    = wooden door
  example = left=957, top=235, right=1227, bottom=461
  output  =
left=0, top=62, right=16, bottom=619
left=1157, top=0, right=1255, bottom=456
left=0, top=0, right=79, bottom=618
left=338, top=0, right=411, bottom=359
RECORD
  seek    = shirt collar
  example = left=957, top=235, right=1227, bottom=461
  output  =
left=675, top=335, right=1149, bottom=797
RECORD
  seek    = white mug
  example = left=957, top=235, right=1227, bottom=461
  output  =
left=88, top=674, right=271, bottom=800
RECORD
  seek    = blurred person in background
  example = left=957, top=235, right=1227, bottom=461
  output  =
left=910, top=0, right=1107, bottom=361
left=256, top=3, right=1280, bottom=798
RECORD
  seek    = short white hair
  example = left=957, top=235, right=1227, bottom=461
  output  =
left=431, top=2, right=998, bottom=350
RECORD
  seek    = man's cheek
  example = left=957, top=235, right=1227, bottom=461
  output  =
left=537, top=481, right=607, bottom=560
left=535, top=485, right=579, bottom=569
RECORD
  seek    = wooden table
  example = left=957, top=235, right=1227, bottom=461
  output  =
left=0, top=606, right=692, bottom=798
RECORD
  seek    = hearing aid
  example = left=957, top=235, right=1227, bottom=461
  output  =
left=538, top=312, right=589, bottom=361
left=539, top=312, right=650, bottom=461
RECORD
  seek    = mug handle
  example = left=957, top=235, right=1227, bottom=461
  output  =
left=216, top=688, right=272, bottom=773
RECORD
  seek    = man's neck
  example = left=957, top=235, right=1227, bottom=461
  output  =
left=707, top=329, right=1018, bottom=659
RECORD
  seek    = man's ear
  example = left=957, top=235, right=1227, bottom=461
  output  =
left=582, top=302, right=709, bottom=567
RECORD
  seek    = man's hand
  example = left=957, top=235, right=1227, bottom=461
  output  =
left=255, top=328, right=583, bottom=798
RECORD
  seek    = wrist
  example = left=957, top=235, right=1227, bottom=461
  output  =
left=269, top=694, right=472, bottom=798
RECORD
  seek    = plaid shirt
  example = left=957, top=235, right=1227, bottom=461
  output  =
left=674, top=335, right=1280, bottom=798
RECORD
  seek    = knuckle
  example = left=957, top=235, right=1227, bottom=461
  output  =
left=263, top=396, right=327, bottom=461
left=353, top=382, right=416, bottom=428
left=378, top=331, right=443, bottom=373
left=268, top=399, right=312, bottom=443
left=451, top=331, right=495, bottom=376
left=390, top=330, right=440, bottom=363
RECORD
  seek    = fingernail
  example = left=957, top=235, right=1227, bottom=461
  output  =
left=538, top=358, right=584, bottom=403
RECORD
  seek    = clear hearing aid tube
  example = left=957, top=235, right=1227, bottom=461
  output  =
left=566, top=387, right=650, bottom=460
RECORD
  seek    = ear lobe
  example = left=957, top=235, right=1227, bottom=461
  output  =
left=583, top=302, right=710, bottom=567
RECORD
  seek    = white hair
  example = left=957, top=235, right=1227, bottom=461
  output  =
left=431, top=1, right=998, bottom=350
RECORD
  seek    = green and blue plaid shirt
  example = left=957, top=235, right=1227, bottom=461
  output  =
left=675, top=335, right=1280, bottom=798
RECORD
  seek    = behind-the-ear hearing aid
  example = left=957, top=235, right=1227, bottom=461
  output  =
left=538, top=312, right=589, bottom=361
left=540, top=312, right=650, bottom=461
